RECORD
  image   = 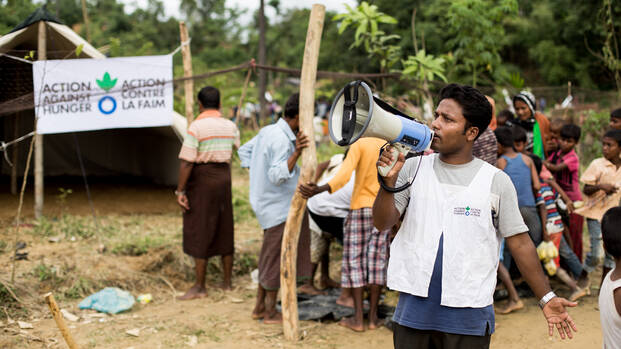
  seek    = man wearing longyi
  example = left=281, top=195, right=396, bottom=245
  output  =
left=176, top=86, right=239, bottom=300
left=373, top=84, right=578, bottom=348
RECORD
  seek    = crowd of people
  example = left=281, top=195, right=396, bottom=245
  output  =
left=173, top=84, right=621, bottom=348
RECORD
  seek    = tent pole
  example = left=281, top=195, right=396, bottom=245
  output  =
left=280, top=4, right=324, bottom=341
left=10, top=114, right=18, bottom=195
left=35, top=21, right=46, bottom=219
left=179, top=21, right=194, bottom=126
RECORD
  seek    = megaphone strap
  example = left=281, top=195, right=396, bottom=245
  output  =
left=377, top=143, right=424, bottom=193
left=339, top=81, right=363, bottom=146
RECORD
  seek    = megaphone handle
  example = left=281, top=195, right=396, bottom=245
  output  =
left=377, top=143, right=410, bottom=177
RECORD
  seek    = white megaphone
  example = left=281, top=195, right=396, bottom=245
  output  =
left=328, top=81, right=434, bottom=176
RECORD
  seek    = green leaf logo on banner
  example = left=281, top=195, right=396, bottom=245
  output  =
left=96, top=72, right=117, bottom=92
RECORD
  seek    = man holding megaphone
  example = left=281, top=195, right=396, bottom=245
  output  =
left=371, top=84, right=577, bottom=348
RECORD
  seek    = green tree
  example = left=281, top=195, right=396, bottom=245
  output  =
left=445, top=0, right=518, bottom=86
left=334, top=1, right=401, bottom=88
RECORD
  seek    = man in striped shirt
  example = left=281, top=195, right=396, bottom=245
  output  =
left=176, top=86, right=240, bottom=300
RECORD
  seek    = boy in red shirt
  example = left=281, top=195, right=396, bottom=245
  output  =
left=544, top=124, right=583, bottom=260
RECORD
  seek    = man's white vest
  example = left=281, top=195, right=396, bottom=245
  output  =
left=387, top=154, right=501, bottom=308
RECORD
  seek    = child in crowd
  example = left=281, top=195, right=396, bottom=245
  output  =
left=495, top=126, right=542, bottom=245
left=599, top=206, right=621, bottom=348
left=544, top=124, right=583, bottom=260
left=512, top=126, right=528, bottom=155
left=496, top=238, right=524, bottom=314
left=610, top=108, right=621, bottom=130
left=545, top=118, right=564, bottom=158
left=530, top=154, right=589, bottom=301
left=493, top=127, right=542, bottom=314
left=576, top=129, right=621, bottom=288
left=307, top=153, right=352, bottom=290
left=497, top=109, right=514, bottom=127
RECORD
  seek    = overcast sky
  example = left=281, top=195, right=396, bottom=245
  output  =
left=124, top=0, right=357, bottom=23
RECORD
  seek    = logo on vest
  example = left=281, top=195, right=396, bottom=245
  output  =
left=453, top=206, right=481, bottom=217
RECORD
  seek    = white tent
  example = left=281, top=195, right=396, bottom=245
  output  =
left=1, top=8, right=187, bottom=192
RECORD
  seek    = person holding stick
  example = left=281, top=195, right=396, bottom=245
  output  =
left=373, top=84, right=577, bottom=348
left=238, top=93, right=318, bottom=324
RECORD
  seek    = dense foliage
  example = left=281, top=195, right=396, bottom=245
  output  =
left=1, top=0, right=620, bottom=110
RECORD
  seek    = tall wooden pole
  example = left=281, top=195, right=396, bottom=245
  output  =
left=235, top=68, right=253, bottom=127
left=280, top=4, right=324, bottom=341
left=80, top=0, right=91, bottom=43
left=35, top=21, right=46, bottom=219
left=258, top=0, right=268, bottom=124
left=179, top=22, right=194, bottom=126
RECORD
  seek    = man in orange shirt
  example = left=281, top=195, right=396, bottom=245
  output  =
left=300, top=137, right=388, bottom=332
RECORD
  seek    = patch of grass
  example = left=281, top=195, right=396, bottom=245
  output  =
left=33, top=216, right=54, bottom=236
left=111, top=236, right=169, bottom=256
left=232, top=186, right=255, bottom=224
left=0, top=240, right=7, bottom=254
left=32, top=263, right=63, bottom=285
left=191, top=329, right=206, bottom=337
left=63, top=277, right=97, bottom=300
left=0, top=283, right=17, bottom=308
left=60, top=215, right=95, bottom=239
left=32, top=215, right=97, bottom=239
left=234, top=251, right=257, bottom=276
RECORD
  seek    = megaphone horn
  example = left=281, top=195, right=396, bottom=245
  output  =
left=338, top=80, right=363, bottom=146
left=328, top=80, right=434, bottom=177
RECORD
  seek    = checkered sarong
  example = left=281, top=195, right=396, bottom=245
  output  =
left=341, top=208, right=390, bottom=288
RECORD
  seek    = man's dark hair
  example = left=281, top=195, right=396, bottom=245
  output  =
left=560, top=124, right=581, bottom=143
left=602, top=206, right=621, bottom=259
left=512, top=126, right=527, bottom=143
left=494, top=126, right=514, bottom=147
left=497, top=109, right=515, bottom=122
left=438, top=84, right=492, bottom=140
left=604, top=129, right=621, bottom=146
left=197, top=86, right=220, bottom=109
left=611, top=108, right=621, bottom=120
left=284, top=93, right=300, bottom=119
left=528, top=153, right=543, bottom=174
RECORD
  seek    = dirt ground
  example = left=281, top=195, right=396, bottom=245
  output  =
left=0, top=176, right=605, bottom=348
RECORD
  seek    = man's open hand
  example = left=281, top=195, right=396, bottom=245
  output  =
left=543, top=297, right=578, bottom=339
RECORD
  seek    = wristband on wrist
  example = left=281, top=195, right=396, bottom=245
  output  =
left=174, top=189, right=186, bottom=196
left=538, top=291, right=557, bottom=309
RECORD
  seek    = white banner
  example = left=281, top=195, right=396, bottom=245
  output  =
left=33, top=55, right=173, bottom=134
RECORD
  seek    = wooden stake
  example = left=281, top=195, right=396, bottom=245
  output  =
left=235, top=68, right=253, bottom=127
left=34, top=21, right=46, bottom=219
left=280, top=4, right=325, bottom=341
left=179, top=22, right=194, bottom=126
left=80, top=0, right=91, bottom=42
left=44, top=293, right=80, bottom=349
left=258, top=0, right=268, bottom=122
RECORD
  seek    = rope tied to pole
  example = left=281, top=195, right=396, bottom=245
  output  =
left=0, top=131, right=36, bottom=167
left=170, top=38, right=192, bottom=56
